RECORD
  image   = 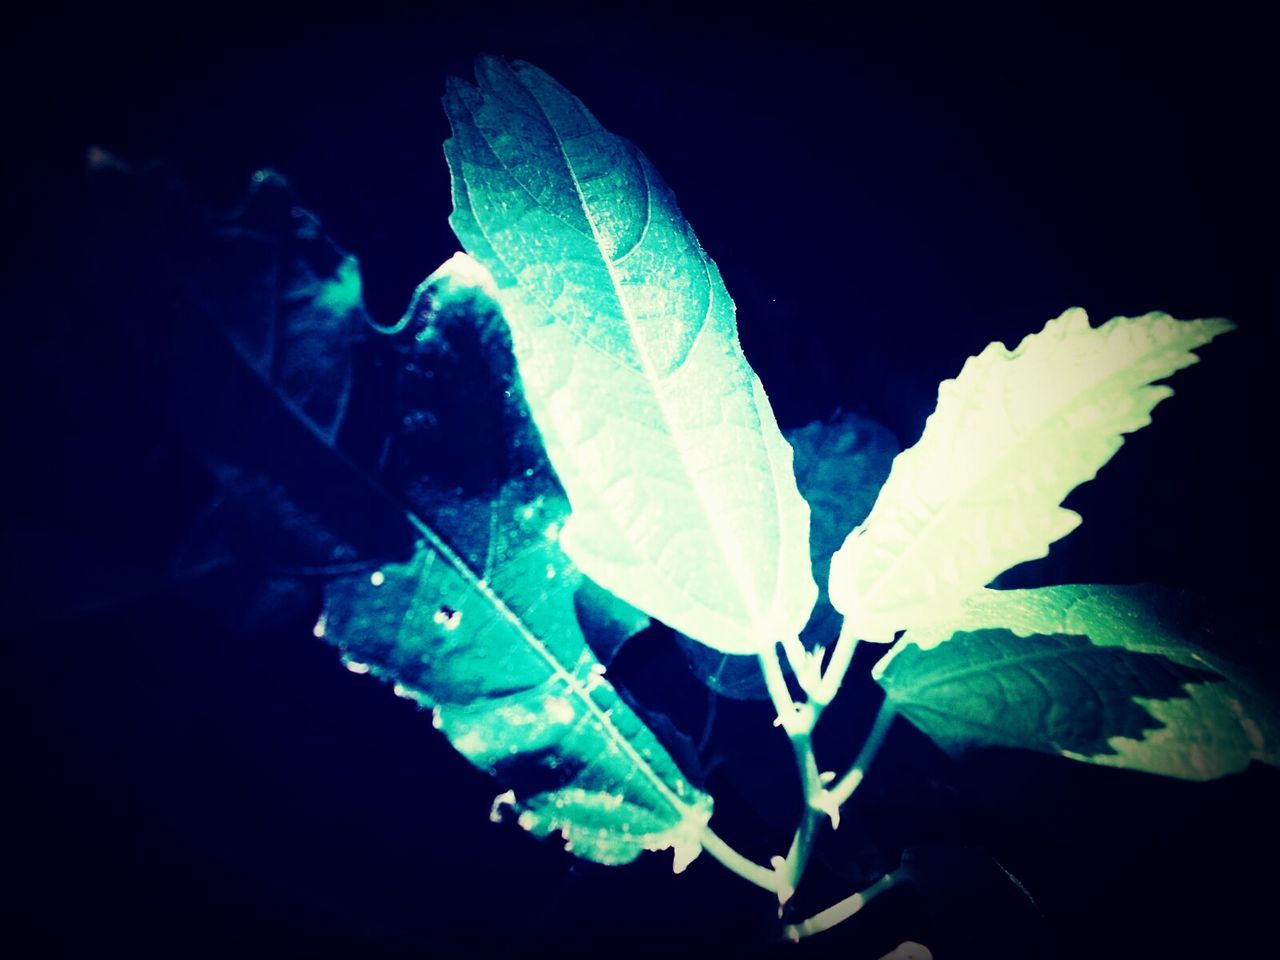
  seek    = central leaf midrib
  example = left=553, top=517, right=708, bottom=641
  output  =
left=516, top=77, right=765, bottom=647
left=405, top=508, right=692, bottom=820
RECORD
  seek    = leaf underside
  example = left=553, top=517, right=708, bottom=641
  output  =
left=443, top=56, right=816, bottom=655
left=830, top=309, right=1232, bottom=642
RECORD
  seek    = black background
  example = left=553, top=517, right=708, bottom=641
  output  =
left=8, top=3, right=1278, bottom=958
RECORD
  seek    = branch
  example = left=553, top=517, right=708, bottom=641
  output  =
left=759, top=641, right=830, bottom=903
left=700, top=826, right=786, bottom=894
left=816, top=619, right=859, bottom=705
left=783, top=871, right=901, bottom=942
left=827, top=696, right=897, bottom=808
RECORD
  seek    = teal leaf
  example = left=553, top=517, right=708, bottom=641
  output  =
left=830, top=309, right=1232, bottom=643
left=323, top=253, right=705, bottom=868
left=877, top=628, right=1214, bottom=759
left=381, top=253, right=650, bottom=659
left=677, top=411, right=898, bottom=700
left=444, top=58, right=816, bottom=655
left=92, top=166, right=682, bottom=863
left=322, top=476, right=712, bottom=868
left=875, top=585, right=1280, bottom=779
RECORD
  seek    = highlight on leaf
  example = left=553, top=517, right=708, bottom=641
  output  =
left=442, top=57, right=816, bottom=656
left=828, top=309, right=1233, bottom=644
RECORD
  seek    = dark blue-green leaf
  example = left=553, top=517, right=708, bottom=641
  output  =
left=875, top=585, right=1280, bottom=779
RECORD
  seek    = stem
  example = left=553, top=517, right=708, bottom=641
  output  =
left=828, top=696, right=897, bottom=808
left=780, top=632, right=820, bottom=699
left=781, top=792, right=821, bottom=890
left=816, top=620, right=859, bottom=705
left=759, top=642, right=827, bottom=900
left=783, top=871, right=900, bottom=942
left=759, top=643, right=799, bottom=721
left=700, top=827, right=785, bottom=894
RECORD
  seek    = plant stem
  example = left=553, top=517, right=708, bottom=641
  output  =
left=780, top=632, right=820, bottom=699
left=816, top=620, right=860, bottom=705
left=759, top=642, right=799, bottom=721
left=700, top=826, right=785, bottom=894
left=783, top=871, right=900, bottom=941
left=828, top=696, right=897, bottom=808
left=759, top=641, right=827, bottom=901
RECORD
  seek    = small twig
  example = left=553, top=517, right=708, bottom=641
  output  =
left=759, top=641, right=830, bottom=902
left=759, top=643, right=800, bottom=724
left=783, top=871, right=900, bottom=942
left=828, top=697, right=897, bottom=808
left=700, top=826, right=786, bottom=894
left=780, top=632, right=821, bottom=699
left=816, top=620, right=860, bottom=705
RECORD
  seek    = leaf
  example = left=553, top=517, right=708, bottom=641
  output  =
left=322, top=475, right=712, bottom=869
left=877, top=628, right=1215, bottom=763
left=376, top=252, right=549, bottom=506
left=87, top=161, right=417, bottom=608
left=874, top=585, right=1280, bottom=779
left=677, top=411, right=898, bottom=700
left=90, top=162, right=683, bottom=855
left=443, top=57, right=816, bottom=655
left=324, top=252, right=700, bottom=870
left=375, top=253, right=650, bottom=658
left=829, top=309, right=1232, bottom=642
left=125, top=163, right=368, bottom=444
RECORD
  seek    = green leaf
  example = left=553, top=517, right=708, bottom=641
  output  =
left=86, top=160, right=415, bottom=626
left=322, top=253, right=705, bottom=869
left=387, top=253, right=651, bottom=662
left=677, top=411, right=898, bottom=700
left=874, top=585, right=1280, bottom=779
left=443, top=58, right=816, bottom=655
left=829, top=309, right=1232, bottom=642
left=91, top=166, right=683, bottom=849
left=323, top=477, right=712, bottom=869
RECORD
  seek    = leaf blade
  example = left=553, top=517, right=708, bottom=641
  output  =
left=444, top=58, right=816, bottom=654
left=875, top=585, right=1280, bottom=780
left=830, top=309, right=1232, bottom=642
left=322, top=253, right=706, bottom=868
left=324, top=476, right=712, bottom=869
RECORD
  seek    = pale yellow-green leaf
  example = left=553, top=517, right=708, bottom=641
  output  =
left=830, top=309, right=1231, bottom=642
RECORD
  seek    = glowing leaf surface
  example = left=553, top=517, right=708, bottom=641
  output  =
left=875, top=585, right=1280, bottom=779
left=443, top=57, right=816, bottom=655
left=830, top=309, right=1232, bottom=642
